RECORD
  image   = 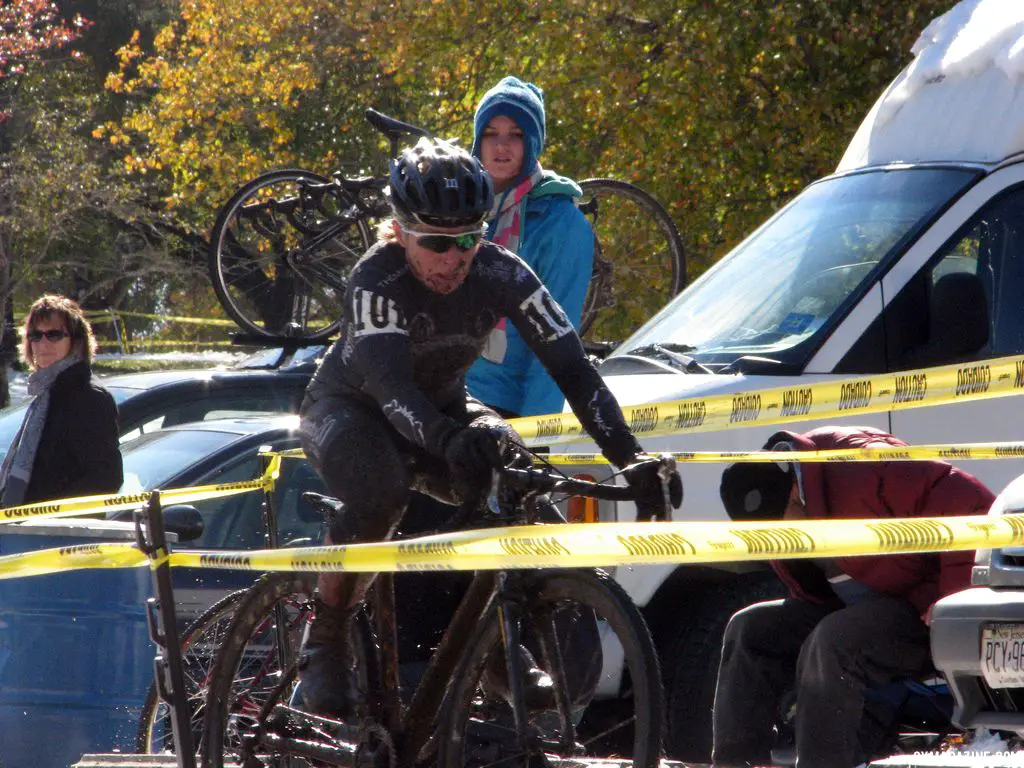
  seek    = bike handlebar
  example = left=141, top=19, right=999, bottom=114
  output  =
left=499, top=465, right=637, bottom=501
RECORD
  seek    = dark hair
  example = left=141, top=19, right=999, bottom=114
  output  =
left=22, top=294, right=97, bottom=370
left=719, top=461, right=794, bottom=521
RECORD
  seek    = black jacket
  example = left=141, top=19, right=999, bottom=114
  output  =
left=23, top=360, right=123, bottom=504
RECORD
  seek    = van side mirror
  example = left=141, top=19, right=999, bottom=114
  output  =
left=162, top=504, right=204, bottom=542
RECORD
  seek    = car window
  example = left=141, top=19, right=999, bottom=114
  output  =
left=850, top=183, right=1024, bottom=372
left=187, top=453, right=268, bottom=550
left=613, top=167, right=978, bottom=372
left=0, top=403, right=27, bottom=458
left=119, top=391, right=301, bottom=442
left=183, top=445, right=326, bottom=550
left=120, top=430, right=242, bottom=492
left=271, top=459, right=328, bottom=547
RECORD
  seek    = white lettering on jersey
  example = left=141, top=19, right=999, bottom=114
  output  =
left=519, top=287, right=573, bottom=342
left=352, top=288, right=407, bottom=337
left=382, top=398, right=426, bottom=444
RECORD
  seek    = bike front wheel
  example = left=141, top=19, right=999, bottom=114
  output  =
left=136, top=588, right=247, bottom=754
left=578, top=178, right=686, bottom=343
left=201, top=572, right=380, bottom=768
left=439, top=568, right=664, bottom=768
left=208, top=169, right=372, bottom=341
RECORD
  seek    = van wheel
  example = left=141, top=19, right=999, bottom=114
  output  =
left=660, top=573, right=785, bottom=762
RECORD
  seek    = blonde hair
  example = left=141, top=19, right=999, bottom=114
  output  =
left=21, top=294, right=98, bottom=371
left=376, top=217, right=399, bottom=243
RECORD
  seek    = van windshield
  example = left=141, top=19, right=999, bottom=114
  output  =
left=612, top=167, right=978, bottom=373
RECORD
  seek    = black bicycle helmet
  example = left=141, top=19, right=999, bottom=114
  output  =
left=388, top=137, right=494, bottom=227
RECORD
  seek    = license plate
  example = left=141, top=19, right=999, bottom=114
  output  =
left=981, top=623, right=1024, bottom=688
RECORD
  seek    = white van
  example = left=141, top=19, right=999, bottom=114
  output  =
left=557, top=1, right=1024, bottom=760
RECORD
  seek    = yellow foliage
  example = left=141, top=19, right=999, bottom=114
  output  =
left=104, top=0, right=950, bottom=326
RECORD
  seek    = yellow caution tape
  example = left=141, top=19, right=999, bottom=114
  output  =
left=542, top=442, right=1024, bottom=465
left=264, top=442, right=1024, bottom=467
left=0, top=542, right=148, bottom=580
left=510, top=355, right=1024, bottom=447
left=85, top=310, right=239, bottom=327
left=0, top=454, right=281, bottom=524
left=0, top=510, right=1016, bottom=578
left=149, top=549, right=171, bottom=570
left=272, top=448, right=307, bottom=459
left=95, top=339, right=238, bottom=348
left=169, top=513, right=1024, bottom=573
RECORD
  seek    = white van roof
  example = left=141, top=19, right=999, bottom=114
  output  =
left=838, top=0, right=1024, bottom=172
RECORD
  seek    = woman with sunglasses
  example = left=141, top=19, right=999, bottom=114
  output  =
left=464, top=76, right=594, bottom=420
left=0, top=295, right=122, bottom=507
left=296, top=136, right=679, bottom=717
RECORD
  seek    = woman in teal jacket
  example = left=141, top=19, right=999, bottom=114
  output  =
left=464, top=76, right=594, bottom=418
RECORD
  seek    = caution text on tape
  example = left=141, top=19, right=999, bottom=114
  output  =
left=510, top=355, right=1024, bottom=447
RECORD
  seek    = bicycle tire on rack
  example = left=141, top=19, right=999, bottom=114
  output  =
left=136, top=587, right=248, bottom=754
left=201, top=572, right=379, bottom=768
left=439, top=568, right=664, bottom=768
left=209, top=168, right=372, bottom=342
left=577, top=178, right=686, bottom=342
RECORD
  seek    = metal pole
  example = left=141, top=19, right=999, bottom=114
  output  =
left=135, top=490, right=196, bottom=768
left=260, top=453, right=295, bottom=674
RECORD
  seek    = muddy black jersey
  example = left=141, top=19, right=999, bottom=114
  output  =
left=307, top=240, right=641, bottom=465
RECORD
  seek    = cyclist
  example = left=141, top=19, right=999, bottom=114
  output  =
left=464, top=75, right=594, bottom=419
left=297, top=136, right=680, bottom=717
left=399, top=76, right=594, bottom=679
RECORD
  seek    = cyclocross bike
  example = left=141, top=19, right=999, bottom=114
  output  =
left=197, top=450, right=670, bottom=768
left=207, top=109, right=686, bottom=347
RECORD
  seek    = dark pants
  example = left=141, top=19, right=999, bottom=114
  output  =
left=712, top=595, right=932, bottom=768
left=299, top=394, right=510, bottom=545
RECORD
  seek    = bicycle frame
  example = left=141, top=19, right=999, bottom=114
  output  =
left=229, top=459, right=523, bottom=766
left=378, top=568, right=501, bottom=765
left=238, top=463, right=617, bottom=766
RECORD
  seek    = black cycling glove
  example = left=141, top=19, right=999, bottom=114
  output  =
left=443, top=427, right=504, bottom=502
left=624, top=455, right=683, bottom=522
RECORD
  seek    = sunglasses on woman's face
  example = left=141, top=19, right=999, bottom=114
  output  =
left=399, top=225, right=485, bottom=254
left=28, top=329, right=69, bottom=343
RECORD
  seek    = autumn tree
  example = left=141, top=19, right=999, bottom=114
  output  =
left=0, top=1, right=95, bottom=402
left=0, top=2, right=224, bottom=397
left=0, top=1, right=89, bottom=81
left=105, top=0, right=958, bottom=334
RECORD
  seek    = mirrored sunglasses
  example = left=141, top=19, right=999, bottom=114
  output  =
left=399, top=225, right=485, bottom=254
left=28, top=329, right=69, bottom=343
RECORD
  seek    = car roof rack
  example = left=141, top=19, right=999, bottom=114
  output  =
left=228, top=332, right=333, bottom=350
left=229, top=331, right=336, bottom=371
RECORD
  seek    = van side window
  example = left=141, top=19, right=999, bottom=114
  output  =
left=840, top=185, right=1024, bottom=373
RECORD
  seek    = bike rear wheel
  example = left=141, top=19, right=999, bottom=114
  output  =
left=136, top=588, right=247, bottom=754
left=208, top=169, right=372, bottom=341
left=201, top=573, right=314, bottom=767
left=578, top=178, right=685, bottom=343
left=439, top=568, right=664, bottom=768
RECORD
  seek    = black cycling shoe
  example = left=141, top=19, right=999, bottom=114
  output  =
left=480, top=644, right=557, bottom=713
left=297, top=600, right=365, bottom=719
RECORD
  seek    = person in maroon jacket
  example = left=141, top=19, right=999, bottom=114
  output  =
left=711, top=426, right=994, bottom=768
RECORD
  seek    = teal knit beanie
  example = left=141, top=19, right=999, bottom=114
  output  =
left=471, top=76, right=546, bottom=182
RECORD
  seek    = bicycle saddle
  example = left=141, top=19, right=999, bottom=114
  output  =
left=364, top=108, right=432, bottom=143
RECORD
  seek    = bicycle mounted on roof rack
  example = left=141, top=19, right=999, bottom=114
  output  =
left=209, top=108, right=686, bottom=352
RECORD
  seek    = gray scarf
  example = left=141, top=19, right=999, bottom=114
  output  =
left=0, top=354, right=82, bottom=507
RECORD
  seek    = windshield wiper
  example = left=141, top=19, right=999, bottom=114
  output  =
left=626, top=344, right=716, bottom=375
